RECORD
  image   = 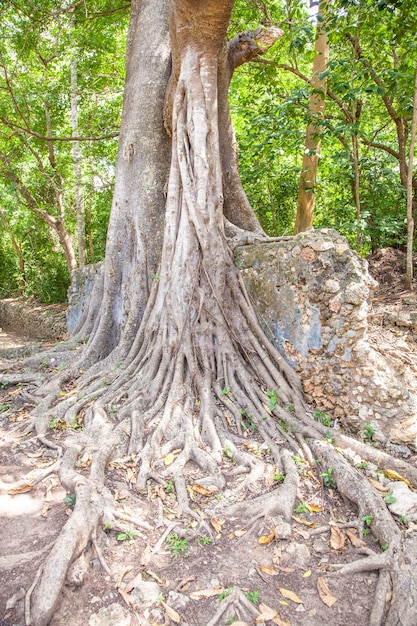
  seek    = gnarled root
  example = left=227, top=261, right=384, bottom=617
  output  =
left=311, top=439, right=417, bottom=626
left=26, top=414, right=127, bottom=626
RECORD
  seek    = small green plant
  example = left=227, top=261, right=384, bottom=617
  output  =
left=39, top=358, right=49, bottom=367
left=320, top=467, right=336, bottom=488
left=245, top=590, right=260, bottom=604
left=313, top=410, right=331, bottom=427
left=109, top=406, right=118, bottom=419
left=356, top=461, right=369, bottom=469
left=164, top=478, right=175, bottom=494
left=381, top=543, right=389, bottom=551
left=295, top=501, right=309, bottom=514
left=221, top=387, right=230, bottom=396
left=218, top=586, right=233, bottom=602
left=399, top=515, right=407, bottom=525
left=362, top=514, right=374, bottom=526
left=116, top=530, right=139, bottom=541
left=363, top=423, right=375, bottom=441
left=63, top=493, right=76, bottom=509
left=151, top=273, right=160, bottom=280
left=166, top=532, right=188, bottom=558
left=0, top=403, right=9, bottom=412
left=285, top=402, right=295, bottom=415
left=325, top=429, right=335, bottom=443
left=1, top=380, right=8, bottom=389
left=273, top=472, right=285, bottom=483
left=383, top=492, right=397, bottom=505
left=196, top=535, right=214, bottom=546
left=266, top=389, right=278, bottom=411
left=277, top=419, right=288, bottom=433
left=240, top=410, right=256, bottom=432
left=223, top=445, right=234, bottom=459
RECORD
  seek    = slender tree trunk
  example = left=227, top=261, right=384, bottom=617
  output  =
left=44, top=102, right=77, bottom=273
left=71, top=56, right=86, bottom=268
left=0, top=207, right=26, bottom=293
left=405, top=68, right=417, bottom=290
left=294, top=0, right=329, bottom=234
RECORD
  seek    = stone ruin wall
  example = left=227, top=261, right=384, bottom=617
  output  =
left=235, top=229, right=417, bottom=449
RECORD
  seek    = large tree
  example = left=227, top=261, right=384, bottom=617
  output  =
left=3, top=1, right=417, bottom=625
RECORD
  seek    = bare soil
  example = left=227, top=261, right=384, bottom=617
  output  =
left=0, top=248, right=416, bottom=626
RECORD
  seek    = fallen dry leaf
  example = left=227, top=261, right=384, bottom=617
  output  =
left=25, top=450, right=44, bottom=458
left=259, top=528, right=276, bottom=545
left=383, top=469, right=412, bottom=488
left=279, top=587, right=303, bottom=604
left=292, top=515, right=315, bottom=528
left=307, top=504, right=323, bottom=512
left=256, top=603, right=279, bottom=621
left=260, top=565, right=279, bottom=576
left=229, top=528, right=246, bottom=539
left=303, top=569, right=312, bottom=578
left=41, top=502, right=50, bottom=518
left=317, top=577, right=337, bottom=607
left=117, top=587, right=133, bottom=607
left=80, top=452, right=92, bottom=467
left=191, top=483, right=217, bottom=497
left=164, top=452, right=176, bottom=466
left=367, top=477, right=389, bottom=492
left=345, top=529, right=367, bottom=548
left=126, top=468, right=137, bottom=483
left=329, top=521, right=346, bottom=551
left=190, top=588, right=224, bottom=599
left=7, top=484, right=34, bottom=495
left=210, top=517, right=223, bottom=534
left=161, top=601, right=180, bottom=623
left=146, top=569, right=167, bottom=586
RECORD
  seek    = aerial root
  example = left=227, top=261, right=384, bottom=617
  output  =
left=206, top=586, right=261, bottom=626
left=27, top=420, right=127, bottom=626
left=310, top=438, right=417, bottom=626
left=224, top=449, right=298, bottom=523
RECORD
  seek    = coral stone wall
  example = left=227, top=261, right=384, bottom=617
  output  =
left=235, top=229, right=416, bottom=448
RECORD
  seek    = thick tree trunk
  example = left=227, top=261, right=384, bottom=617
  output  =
left=294, top=0, right=329, bottom=234
left=70, top=56, right=86, bottom=268
left=405, top=68, right=417, bottom=290
left=74, top=0, right=171, bottom=360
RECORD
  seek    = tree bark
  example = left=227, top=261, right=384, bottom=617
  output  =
left=294, top=0, right=329, bottom=234
left=405, top=67, right=417, bottom=290
left=73, top=0, right=171, bottom=361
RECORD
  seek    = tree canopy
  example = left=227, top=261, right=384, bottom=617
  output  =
left=0, top=0, right=416, bottom=301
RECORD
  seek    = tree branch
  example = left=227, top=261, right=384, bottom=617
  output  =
left=275, top=63, right=354, bottom=124
left=0, top=118, right=119, bottom=142
left=228, top=26, right=283, bottom=74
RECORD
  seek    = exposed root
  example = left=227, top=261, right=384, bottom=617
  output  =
left=206, top=586, right=261, bottom=626
left=310, top=439, right=417, bottom=626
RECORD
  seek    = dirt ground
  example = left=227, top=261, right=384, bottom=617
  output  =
left=0, top=248, right=416, bottom=626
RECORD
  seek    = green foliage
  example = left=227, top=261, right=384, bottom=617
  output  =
left=295, top=501, right=309, bottom=514
left=63, top=493, right=76, bottom=509
left=196, top=535, right=214, bottom=546
left=313, top=410, right=331, bottom=427
left=165, top=532, right=188, bottom=558
left=320, top=467, right=336, bottom=488
left=245, top=589, right=260, bottom=604
left=116, top=530, right=139, bottom=541
left=383, top=492, right=397, bottom=505
left=0, top=0, right=416, bottom=302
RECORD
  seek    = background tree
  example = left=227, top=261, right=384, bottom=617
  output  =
left=294, top=0, right=329, bottom=234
